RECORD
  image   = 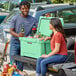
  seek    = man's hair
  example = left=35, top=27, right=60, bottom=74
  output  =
left=19, top=1, right=30, bottom=9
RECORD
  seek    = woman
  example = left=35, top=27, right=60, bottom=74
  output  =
left=36, top=18, right=68, bottom=76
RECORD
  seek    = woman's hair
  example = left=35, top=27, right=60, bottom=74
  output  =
left=50, top=18, right=66, bottom=42
left=19, top=1, right=30, bottom=9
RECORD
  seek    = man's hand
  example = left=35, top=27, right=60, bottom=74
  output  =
left=18, top=33, right=24, bottom=37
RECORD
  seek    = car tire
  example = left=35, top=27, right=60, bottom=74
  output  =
left=58, top=69, right=67, bottom=76
left=67, top=37, right=75, bottom=50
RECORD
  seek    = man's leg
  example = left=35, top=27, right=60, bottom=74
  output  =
left=10, top=40, right=23, bottom=71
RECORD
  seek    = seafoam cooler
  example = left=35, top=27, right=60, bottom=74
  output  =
left=19, top=16, right=64, bottom=58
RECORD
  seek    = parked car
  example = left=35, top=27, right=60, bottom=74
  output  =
left=0, top=16, right=6, bottom=24
left=0, top=9, right=9, bottom=24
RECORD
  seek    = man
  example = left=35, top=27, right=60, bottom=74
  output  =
left=10, top=1, right=37, bottom=71
left=45, top=13, right=51, bottom=17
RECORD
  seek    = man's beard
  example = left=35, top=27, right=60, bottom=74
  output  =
left=22, top=12, right=28, bottom=17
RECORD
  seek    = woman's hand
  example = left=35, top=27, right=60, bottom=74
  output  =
left=44, top=37, right=51, bottom=41
left=41, top=54, right=49, bottom=58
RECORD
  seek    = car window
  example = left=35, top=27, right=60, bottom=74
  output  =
left=58, top=9, right=76, bottom=23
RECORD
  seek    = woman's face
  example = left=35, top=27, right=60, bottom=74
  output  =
left=49, top=24, right=54, bottom=30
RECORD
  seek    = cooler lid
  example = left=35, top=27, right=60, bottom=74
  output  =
left=37, top=16, right=64, bottom=37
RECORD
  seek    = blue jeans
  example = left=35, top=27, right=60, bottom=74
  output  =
left=36, top=54, right=67, bottom=76
left=10, top=39, right=23, bottom=71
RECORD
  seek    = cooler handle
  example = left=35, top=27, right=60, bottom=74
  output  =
left=27, top=42, right=32, bottom=44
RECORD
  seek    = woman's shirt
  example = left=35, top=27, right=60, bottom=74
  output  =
left=50, top=32, right=68, bottom=55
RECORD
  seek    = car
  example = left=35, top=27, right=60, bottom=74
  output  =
left=0, top=8, right=9, bottom=24
left=0, top=16, right=6, bottom=24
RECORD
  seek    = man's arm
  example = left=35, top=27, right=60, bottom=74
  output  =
left=10, top=28, right=19, bottom=37
left=10, top=28, right=24, bottom=37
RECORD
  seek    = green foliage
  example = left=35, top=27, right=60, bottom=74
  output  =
left=52, top=0, right=75, bottom=4
left=3, top=1, right=17, bottom=11
left=52, top=0, right=63, bottom=3
left=3, top=1, right=9, bottom=10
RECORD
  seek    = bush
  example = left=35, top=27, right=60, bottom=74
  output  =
left=52, top=0, right=64, bottom=3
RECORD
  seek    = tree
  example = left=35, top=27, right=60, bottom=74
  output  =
left=3, top=1, right=9, bottom=10
left=52, top=0, right=76, bottom=4
left=52, top=0, right=64, bottom=3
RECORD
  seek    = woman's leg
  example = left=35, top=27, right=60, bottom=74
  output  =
left=40, top=55, right=67, bottom=76
left=36, top=57, right=44, bottom=76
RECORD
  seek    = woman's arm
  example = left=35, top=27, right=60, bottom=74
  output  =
left=41, top=33, right=62, bottom=58
left=41, top=43, right=60, bottom=58
left=44, top=37, right=51, bottom=41
left=48, top=43, right=60, bottom=56
left=39, top=36, right=51, bottom=41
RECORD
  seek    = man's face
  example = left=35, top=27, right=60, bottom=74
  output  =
left=45, top=13, right=51, bottom=17
left=20, top=5, right=29, bottom=17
